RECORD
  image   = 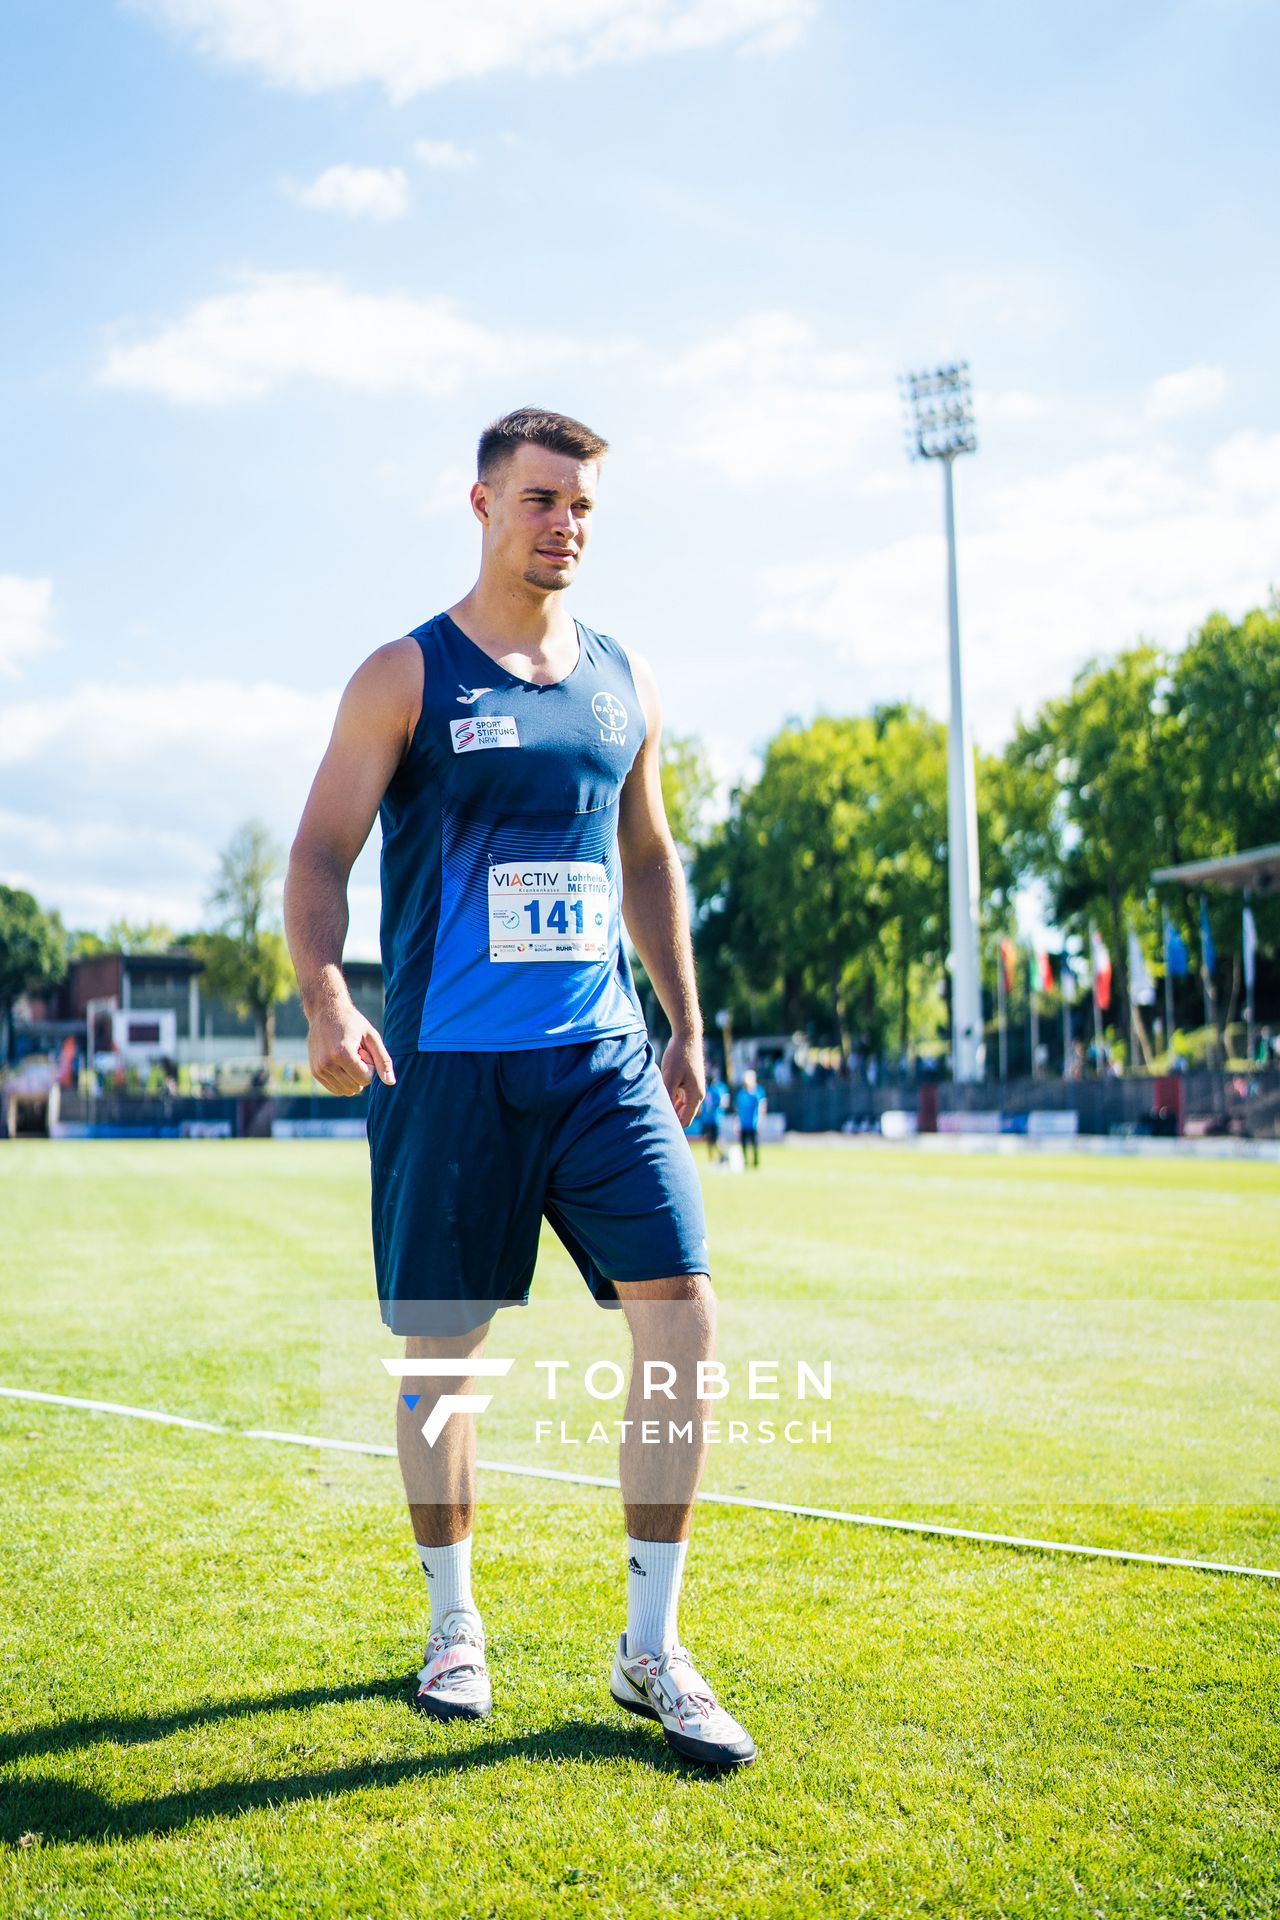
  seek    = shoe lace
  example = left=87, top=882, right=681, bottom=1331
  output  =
left=423, top=1616, right=487, bottom=1684
left=653, top=1643, right=719, bottom=1720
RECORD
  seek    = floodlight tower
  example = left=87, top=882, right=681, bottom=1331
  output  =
left=900, top=361, right=985, bottom=1082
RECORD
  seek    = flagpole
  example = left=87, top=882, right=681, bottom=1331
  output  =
left=1244, top=894, right=1256, bottom=1067
left=1029, top=962, right=1040, bottom=1079
left=1061, top=973, right=1071, bottom=1076
left=996, top=955, right=1008, bottom=1083
left=1090, top=923, right=1104, bottom=1069
left=1125, top=917, right=1135, bottom=1075
left=1199, top=895, right=1215, bottom=1073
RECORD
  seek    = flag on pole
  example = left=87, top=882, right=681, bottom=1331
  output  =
left=1037, top=950, right=1054, bottom=993
left=1090, top=926, right=1112, bottom=1010
left=1127, top=921, right=1156, bottom=1006
left=1061, top=957, right=1078, bottom=1003
left=1163, top=915, right=1189, bottom=977
left=1199, top=897, right=1217, bottom=976
left=999, top=937, right=1017, bottom=996
left=1243, top=903, right=1258, bottom=997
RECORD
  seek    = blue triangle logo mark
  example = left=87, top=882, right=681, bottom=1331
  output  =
left=402, top=1393, right=421, bottom=1411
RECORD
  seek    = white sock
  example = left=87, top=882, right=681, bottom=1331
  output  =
left=416, top=1536, right=479, bottom=1636
left=625, top=1535, right=689, bottom=1657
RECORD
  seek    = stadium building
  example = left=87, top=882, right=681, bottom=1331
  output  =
left=16, top=949, right=386, bottom=1073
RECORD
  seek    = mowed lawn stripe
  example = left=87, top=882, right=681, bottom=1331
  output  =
left=2, top=1142, right=1277, bottom=1917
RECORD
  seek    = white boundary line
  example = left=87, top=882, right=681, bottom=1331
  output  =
left=0, top=1387, right=227, bottom=1432
left=787, top=1130, right=1280, bottom=1162
left=3, top=1385, right=1277, bottom=1582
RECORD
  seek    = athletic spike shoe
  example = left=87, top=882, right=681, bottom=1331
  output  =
left=412, top=1612, right=492, bottom=1721
left=610, top=1634, right=756, bottom=1767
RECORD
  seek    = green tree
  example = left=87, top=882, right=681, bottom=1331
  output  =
left=694, top=704, right=1057, bottom=1064
left=67, top=929, right=110, bottom=960
left=1172, top=600, right=1280, bottom=854
left=0, top=886, right=67, bottom=1062
left=659, top=733, right=716, bottom=864
left=694, top=714, right=876, bottom=1056
left=104, top=919, right=177, bottom=954
left=695, top=708, right=963, bottom=1059
left=194, top=821, right=294, bottom=1063
left=1168, top=601, right=1280, bottom=1003
left=1003, top=644, right=1184, bottom=1037
left=1003, top=606, right=1280, bottom=1040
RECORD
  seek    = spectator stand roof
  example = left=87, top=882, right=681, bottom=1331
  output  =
left=1152, top=843, right=1280, bottom=895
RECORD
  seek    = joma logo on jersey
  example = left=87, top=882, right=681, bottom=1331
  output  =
left=591, top=690, right=628, bottom=746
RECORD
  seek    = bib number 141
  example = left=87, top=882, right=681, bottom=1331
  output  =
left=521, top=898, right=586, bottom=936
left=488, top=861, right=609, bottom=963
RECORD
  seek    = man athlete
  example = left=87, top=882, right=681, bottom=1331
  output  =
left=284, top=408, right=755, bottom=1769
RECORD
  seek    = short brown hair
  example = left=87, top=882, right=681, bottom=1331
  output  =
left=477, top=407, right=609, bottom=481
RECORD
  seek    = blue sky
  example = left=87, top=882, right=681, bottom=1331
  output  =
left=2, top=0, right=1277, bottom=954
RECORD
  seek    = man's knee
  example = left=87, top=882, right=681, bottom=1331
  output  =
left=404, top=1325, right=490, bottom=1361
left=621, top=1273, right=717, bottom=1355
left=621, top=1272, right=714, bottom=1307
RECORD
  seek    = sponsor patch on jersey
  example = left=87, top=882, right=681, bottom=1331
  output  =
left=450, top=715, right=520, bottom=753
left=591, top=689, right=628, bottom=746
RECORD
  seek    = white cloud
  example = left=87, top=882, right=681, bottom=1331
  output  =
left=0, top=677, right=336, bottom=824
left=0, top=574, right=59, bottom=680
left=288, top=163, right=410, bottom=221
left=130, top=0, right=814, bottom=101
left=99, top=271, right=577, bottom=405
left=1145, top=362, right=1228, bottom=420
left=97, top=285, right=890, bottom=450
left=1207, top=428, right=1280, bottom=500
left=650, top=312, right=894, bottom=482
left=753, top=432, right=1280, bottom=746
left=412, top=138, right=476, bottom=171
left=658, top=310, right=875, bottom=391
left=976, top=387, right=1059, bottom=424
left=420, top=465, right=475, bottom=517
left=0, top=676, right=384, bottom=953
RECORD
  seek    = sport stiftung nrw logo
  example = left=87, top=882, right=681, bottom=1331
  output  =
left=383, top=1357, right=515, bottom=1445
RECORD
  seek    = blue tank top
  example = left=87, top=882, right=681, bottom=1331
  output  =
left=378, top=611, right=648, bottom=1053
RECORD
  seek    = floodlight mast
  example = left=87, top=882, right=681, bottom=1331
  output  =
left=900, top=362, right=985, bottom=1083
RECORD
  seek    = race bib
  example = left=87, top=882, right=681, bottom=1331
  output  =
left=488, top=861, right=610, bottom=962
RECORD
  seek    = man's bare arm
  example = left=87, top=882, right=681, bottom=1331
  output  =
left=284, top=638, right=421, bottom=1095
left=617, top=647, right=705, bottom=1125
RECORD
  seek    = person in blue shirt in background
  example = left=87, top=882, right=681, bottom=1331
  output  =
left=702, top=1071, right=731, bottom=1162
left=735, top=1069, right=766, bottom=1169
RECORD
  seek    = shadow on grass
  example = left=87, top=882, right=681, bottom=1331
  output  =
left=1, top=1692, right=716, bottom=1845
left=0, top=1675, right=408, bottom=1766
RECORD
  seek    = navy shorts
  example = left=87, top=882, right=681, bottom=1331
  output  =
left=367, top=1032, right=710, bottom=1335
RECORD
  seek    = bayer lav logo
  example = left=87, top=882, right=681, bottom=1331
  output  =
left=591, top=690, right=628, bottom=745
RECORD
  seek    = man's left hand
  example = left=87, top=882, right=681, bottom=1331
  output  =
left=660, top=1033, right=705, bottom=1126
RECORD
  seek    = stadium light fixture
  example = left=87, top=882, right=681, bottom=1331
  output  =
left=899, top=360, right=985, bottom=1083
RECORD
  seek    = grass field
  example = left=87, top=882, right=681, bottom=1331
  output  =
left=2, top=1141, right=1277, bottom=1918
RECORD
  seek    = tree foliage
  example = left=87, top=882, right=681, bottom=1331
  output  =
left=688, top=600, right=1279, bottom=1059
left=104, top=919, right=178, bottom=954
left=0, top=886, right=67, bottom=1061
left=693, top=706, right=1026, bottom=1058
left=1003, top=603, right=1280, bottom=1034
left=193, top=821, right=294, bottom=1060
left=659, top=733, right=717, bottom=864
